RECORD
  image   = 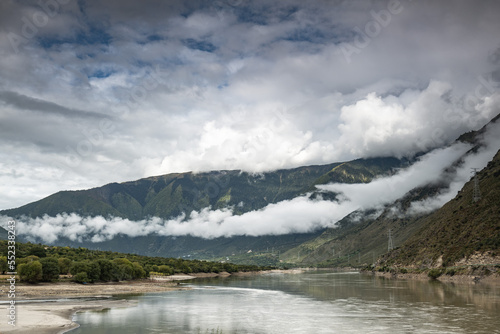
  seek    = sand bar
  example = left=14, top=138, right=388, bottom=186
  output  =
left=0, top=270, right=301, bottom=333
left=0, top=280, right=188, bottom=334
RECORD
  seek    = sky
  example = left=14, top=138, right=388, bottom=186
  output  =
left=1, top=0, right=500, bottom=211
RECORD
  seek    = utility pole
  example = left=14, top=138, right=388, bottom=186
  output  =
left=388, top=229, right=394, bottom=251
left=471, top=168, right=481, bottom=202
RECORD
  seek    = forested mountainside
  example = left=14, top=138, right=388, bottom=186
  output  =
left=1, top=157, right=403, bottom=220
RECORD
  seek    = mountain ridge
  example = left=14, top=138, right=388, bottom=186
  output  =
left=0, top=157, right=405, bottom=258
left=1, top=157, right=404, bottom=220
left=2, top=114, right=498, bottom=265
left=279, top=113, right=500, bottom=267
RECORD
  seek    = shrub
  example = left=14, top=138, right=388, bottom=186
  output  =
left=70, top=261, right=89, bottom=276
left=132, top=262, right=146, bottom=279
left=19, top=261, right=43, bottom=283
left=87, top=261, right=101, bottom=283
left=97, top=259, right=114, bottom=282
left=40, top=257, right=60, bottom=282
left=445, top=268, right=456, bottom=276
left=158, top=265, right=174, bottom=275
left=73, top=272, right=88, bottom=284
left=58, top=258, right=72, bottom=275
left=428, top=269, right=443, bottom=280
left=28, top=245, right=47, bottom=258
left=0, top=256, right=7, bottom=274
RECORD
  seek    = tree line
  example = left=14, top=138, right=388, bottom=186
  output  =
left=0, top=241, right=271, bottom=284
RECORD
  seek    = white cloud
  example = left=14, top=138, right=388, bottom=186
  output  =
left=408, top=121, right=500, bottom=214
left=4, top=120, right=498, bottom=243
left=336, top=81, right=499, bottom=159
left=317, top=141, right=472, bottom=211
left=0, top=195, right=354, bottom=242
left=1, top=0, right=500, bottom=210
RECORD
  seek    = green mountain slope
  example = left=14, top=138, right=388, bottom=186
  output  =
left=0, top=226, right=7, bottom=240
left=282, top=114, right=500, bottom=268
left=1, top=157, right=403, bottom=220
left=0, top=157, right=404, bottom=260
left=280, top=187, right=437, bottom=267
left=379, top=148, right=500, bottom=268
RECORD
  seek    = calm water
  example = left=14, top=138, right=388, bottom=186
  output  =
left=70, top=271, right=500, bottom=333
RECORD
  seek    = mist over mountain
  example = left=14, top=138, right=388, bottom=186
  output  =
left=282, top=114, right=500, bottom=267
left=1, top=114, right=499, bottom=262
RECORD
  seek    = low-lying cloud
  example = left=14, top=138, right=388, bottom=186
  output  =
left=2, top=121, right=498, bottom=243
left=0, top=196, right=357, bottom=243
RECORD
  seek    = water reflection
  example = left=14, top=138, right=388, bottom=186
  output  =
left=71, top=272, right=500, bottom=334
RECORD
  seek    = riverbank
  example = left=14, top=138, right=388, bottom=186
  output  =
left=0, top=280, right=187, bottom=334
left=0, top=270, right=299, bottom=333
left=0, top=298, right=136, bottom=334
left=7, top=279, right=189, bottom=300
left=365, top=269, right=500, bottom=284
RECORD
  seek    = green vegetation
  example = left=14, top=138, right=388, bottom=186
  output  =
left=0, top=157, right=403, bottom=259
left=281, top=116, right=500, bottom=270
left=1, top=158, right=403, bottom=221
left=18, top=261, right=42, bottom=283
left=0, top=241, right=270, bottom=284
left=427, top=269, right=443, bottom=280
left=379, top=148, right=500, bottom=268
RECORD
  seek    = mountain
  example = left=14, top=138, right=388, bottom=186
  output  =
left=279, top=186, right=441, bottom=267
left=0, top=226, right=7, bottom=240
left=2, top=157, right=403, bottom=220
left=0, top=157, right=405, bottom=259
left=378, top=148, right=500, bottom=268
left=280, top=113, right=500, bottom=268
left=3, top=114, right=498, bottom=265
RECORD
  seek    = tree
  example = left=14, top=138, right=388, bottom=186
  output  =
left=158, top=265, right=174, bottom=275
left=40, top=257, right=60, bottom=282
left=28, top=245, right=47, bottom=258
left=58, top=258, right=72, bottom=275
left=73, top=272, right=88, bottom=284
left=181, top=264, right=192, bottom=274
left=17, top=255, right=40, bottom=266
left=96, top=259, right=114, bottom=282
left=70, top=261, right=89, bottom=276
left=132, top=262, right=146, bottom=279
left=113, top=258, right=134, bottom=281
left=0, top=256, right=7, bottom=274
left=87, top=261, right=101, bottom=283
left=19, top=261, right=42, bottom=283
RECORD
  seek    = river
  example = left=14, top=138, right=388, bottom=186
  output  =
left=70, top=271, right=500, bottom=333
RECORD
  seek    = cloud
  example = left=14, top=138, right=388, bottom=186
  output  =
left=407, top=120, right=500, bottom=214
left=0, top=91, right=109, bottom=119
left=0, top=195, right=355, bottom=242
left=336, top=81, right=499, bottom=159
left=4, top=120, right=498, bottom=243
left=1, top=0, right=500, bottom=210
left=317, top=141, right=472, bottom=211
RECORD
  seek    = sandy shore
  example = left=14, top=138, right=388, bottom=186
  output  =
left=0, top=298, right=136, bottom=334
left=0, top=280, right=188, bottom=334
left=0, top=270, right=302, bottom=333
